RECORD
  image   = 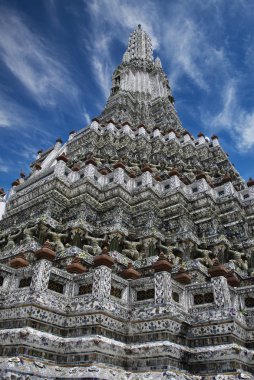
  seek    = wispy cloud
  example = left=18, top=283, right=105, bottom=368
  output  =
left=87, top=0, right=159, bottom=47
left=204, top=80, right=254, bottom=151
left=0, top=107, right=50, bottom=179
left=0, top=6, right=80, bottom=107
left=0, top=158, right=9, bottom=173
left=13, top=142, right=39, bottom=161
left=85, top=33, right=113, bottom=98
left=0, top=109, right=11, bottom=128
left=82, top=106, right=91, bottom=125
left=0, top=94, right=53, bottom=142
left=0, top=97, right=30, bottom=131
left=0, top=151, right=13, bottom=175
left=161, top=17, right=229, bottom=91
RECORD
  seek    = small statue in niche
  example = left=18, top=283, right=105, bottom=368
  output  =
left=212, top=234, right=230, bottom=262
left=37, top=222, right=49, bottom=245
left=85, top=234, right=106, bottom=256
left=47, top=227, right=68, bottom=254
left=122, top=239, right=140, bottom=260
left=72, top=231, right=82, bottom=248
left=178, top=239, right=195, bottom=258
left=228, top=249, right=249, bottom=271
left=22, top=222, right=37, bottom=244
left=5, top=228, right=22, bottom=250
left=148, top=241, right=157, bottom=257
left=191, top=245, right=214, bottom=268
left=242, top=253, right=250, bottom=271
left=169, top=247, right=183, bottom=265
left=109, top=234, right=124, bottom=252
left=81, top=239, right=93, bottom=255
left=70, top=227, right=86, bottom=249
left=90, top=238, right=102, bottom=256
left=110, top=236, right=119, bottom=251
left=139, top=237, right=158, bottom=258
left=157, top=240, right=170, bottom=255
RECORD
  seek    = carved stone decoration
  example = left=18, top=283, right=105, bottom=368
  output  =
left=34, top=241, right=56, bottom=261
left=121, top=263, right=141, bottom=279
left=66, top=257, right=87, bottom=274
left=227, top=271, right=240, bottom=287
left=211, top=276, right=231, bottom=308
left=208, top=259, right=228, bottom=278
left=85, top=156, right=97, bottom=166
left=173, top=267, right=192, bottom=284
left=30, top=259, right=52, bottom=292
left=113, top=160, right=126, bottom=169
left=93, top=246, right=114, bottom=268
left=154, top=271, right=172, bottom=304
left=152, top=252, right=173, bottom=273
left=92, top=265, right=112, bottom=300
left=141, top=163, right=153, bottom=173
left=9, top=252, right=29, bottom=268
left=56, top=153, right=68, bottom=163
left=99, top=167, right=111, bottom=175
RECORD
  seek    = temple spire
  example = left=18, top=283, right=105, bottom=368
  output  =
left=123, top=24, right=153, bottom=63
left=99, top=25, right=183, bottom=133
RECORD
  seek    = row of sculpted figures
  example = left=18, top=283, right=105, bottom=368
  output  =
left=0, top=220, right=253, bottom=273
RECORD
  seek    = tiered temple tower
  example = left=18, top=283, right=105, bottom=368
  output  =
left=0, top=25, right=254, bottom=380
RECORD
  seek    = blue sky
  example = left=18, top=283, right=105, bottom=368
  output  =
left=0, top=0, right=254, bottom=190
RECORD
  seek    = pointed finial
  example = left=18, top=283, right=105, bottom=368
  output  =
left=124, top=25, right=153, bottom=62
left=155, top=57, right=162, bottom=68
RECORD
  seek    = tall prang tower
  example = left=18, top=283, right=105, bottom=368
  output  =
left=0, top=25, right=254, bottom=380
left=99, top=24, right=183, bottom=132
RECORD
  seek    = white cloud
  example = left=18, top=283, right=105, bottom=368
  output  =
left=15, top=142, right=38, bottom=160
left=0, top=7, right=80, bottom=107
left=206, top=80, right=254, bottom=151
left=0, top=157, right=9, bottom=173
left=0, top=165, right=8, bottom=173
left=161, top=17, right=228, bottom=91
left=87, top=34, right=113, bottom=98
left=0, top=100, right=27, bottom=130
left=0, top=110, right=11, bottom=128
left=87, top=0, right=159, bottom=48
left=0, top=95, right=52, bottom=142
left=82, top=106, right=91, bottom=125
